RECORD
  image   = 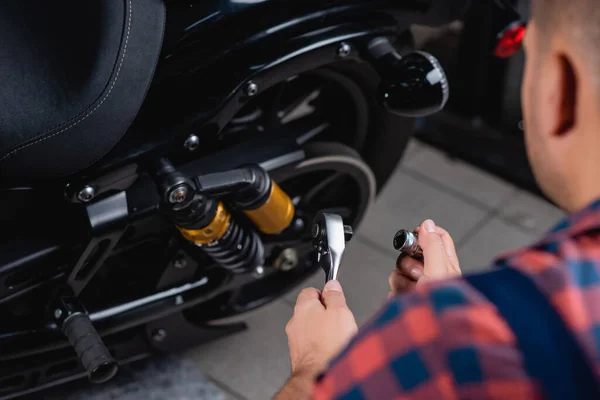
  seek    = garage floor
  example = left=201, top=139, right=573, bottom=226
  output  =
left=63, top=139, right=564, bottom=400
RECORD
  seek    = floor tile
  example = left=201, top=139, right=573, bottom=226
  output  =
left=498, top=190, right=565, bottom=235
left=401, top=139, right=424, bottom=163
left=47, top=355, right=234, bottom=400
left=457, top=217, right=540, bottom=274
left=189, top=301, right=294, bottom=400
left=403, top=144, right=515, bottom=209
left=358, top=169, right=488, bottom=255
left=284, top=239, right=395, bottom=326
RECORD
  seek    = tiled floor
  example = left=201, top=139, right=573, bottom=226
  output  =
left=70, top=140, right=565, bottom=400
left=185, top=140, right=564, bottom=400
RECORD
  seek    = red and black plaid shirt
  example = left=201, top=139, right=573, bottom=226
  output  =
left=313, top=198, right=600, bottom=399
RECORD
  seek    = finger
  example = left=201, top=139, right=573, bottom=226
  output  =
left=433, top=226, right=460, bottom=268
left=389, top=270, right=417, bottom=293
left=396, top=255, right=424, bottom=280
left=296, top=288, right=323, bottom=308
left=418, top=219, right=452, bottom=279
left=321, top=280, right=348, bottom=309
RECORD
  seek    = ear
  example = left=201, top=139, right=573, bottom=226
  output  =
left=555, top=54, right=577, bottom=136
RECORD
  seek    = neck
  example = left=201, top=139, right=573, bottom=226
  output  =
left=563, top=88, right=600, bottom=213
left=568, top=186, right=600, bottom=213
left=564, top=129, right=600, bottom=213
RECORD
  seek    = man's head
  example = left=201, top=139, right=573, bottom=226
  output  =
left=522, top=0, right=600, bottom=212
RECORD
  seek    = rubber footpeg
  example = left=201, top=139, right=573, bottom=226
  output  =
left=62, top=313, right=119, bottom=383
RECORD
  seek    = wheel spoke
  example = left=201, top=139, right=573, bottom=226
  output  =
left=279, top=88, right=321, bottom=125
left=230, top=108, right=263, bottom=125
left=263, top=82, right=288, bottom=132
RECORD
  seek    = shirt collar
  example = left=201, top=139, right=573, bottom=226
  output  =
left=545, top=197, right=600, bottom=238
left=495, top=197, right=600, bottom=263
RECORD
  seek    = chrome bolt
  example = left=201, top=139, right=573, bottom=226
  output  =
left=174, top=257, right=187, bottom=269
left=244, top=81, right=259, bottom=97
left=54, top=309, right=63, bottom=319
left=77, top=185, right=96, bottom=203
left=168, top=187, right=188, bottom=204
left=253, top=265, right=265, bottom=278
left=152, top=328, right=167, bottom=342
left=293, top=218, right=305, bottom=231
left=184, top=134, right=200, bottom=151
left=337, top=42, right=352, bottom=57
left=274, top=248, right=299, bottom=271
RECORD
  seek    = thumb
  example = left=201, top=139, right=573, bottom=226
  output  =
left=419, top=220, right=450, bottom=278
left=321, top=280, right=348, bottom=309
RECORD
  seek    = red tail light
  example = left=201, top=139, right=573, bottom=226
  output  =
left=494, top=22, right=527, bottom=58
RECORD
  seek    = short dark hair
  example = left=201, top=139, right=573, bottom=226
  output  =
left=532, top=0, right=600, bottom=78
left=533, top=0, right=599, bottom=49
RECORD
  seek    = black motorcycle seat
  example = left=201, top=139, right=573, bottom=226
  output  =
left=0, top=0, right=165, bottom=180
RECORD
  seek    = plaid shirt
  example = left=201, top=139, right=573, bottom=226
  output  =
left=313, top=198, right=600, bottom=399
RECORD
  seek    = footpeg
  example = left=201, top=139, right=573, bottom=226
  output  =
left=53, top=295, right=119, bottom=383
left=312, top=212, right=353, bottom=282
left=366, top=37, right=449, bottom=117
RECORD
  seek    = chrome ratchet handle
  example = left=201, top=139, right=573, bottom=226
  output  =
left=312, top=212, right=353, bottom=282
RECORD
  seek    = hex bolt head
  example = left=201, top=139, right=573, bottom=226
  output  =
left=174, top=257, right=188, bottom=269
left=253, top=265, right=265, bottom=278
left=184, top=134, right=200, bottom=151
left=152, top=328, right=167, bottom=342
left=337, top=42, right=352, bottom=57
left=274, top=248, right=299, bottom=271
left=77, top=185, right=96, bottom=203
left=293, top=218, right=305, bottom=231
left=168, top=187, right=188, bottom=204
left=244, top=81, right=259, bottom=97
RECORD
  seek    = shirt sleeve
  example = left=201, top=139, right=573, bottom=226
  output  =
left=312, top=279, right=543, bottom=400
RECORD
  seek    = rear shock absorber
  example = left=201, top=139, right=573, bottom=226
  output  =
left=177, top=200, right=264, bottom=272
left=152, top=160, right=295, bottom=273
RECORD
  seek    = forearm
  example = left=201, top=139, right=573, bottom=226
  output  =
left=274, top=374, right=314, bottom=400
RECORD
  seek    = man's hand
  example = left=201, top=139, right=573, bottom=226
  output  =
left=285, top=280, right=358, bottom=379
left=277, top=280, right=357, bottom=400
left=389, top=219, right=461, bottom=295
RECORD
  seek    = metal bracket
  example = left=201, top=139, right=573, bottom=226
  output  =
left=68, top=192, right=129, bottom=296
left=155, top=251, right=199, bottom=291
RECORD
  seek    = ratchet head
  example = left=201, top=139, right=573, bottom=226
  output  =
left=312, top=212, right=353, bottom=282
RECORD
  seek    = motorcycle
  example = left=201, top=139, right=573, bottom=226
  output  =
left=0, top=0, right=518, bottom=397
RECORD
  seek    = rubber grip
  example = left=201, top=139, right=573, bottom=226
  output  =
left=62, top=313, right=119, bottom=383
